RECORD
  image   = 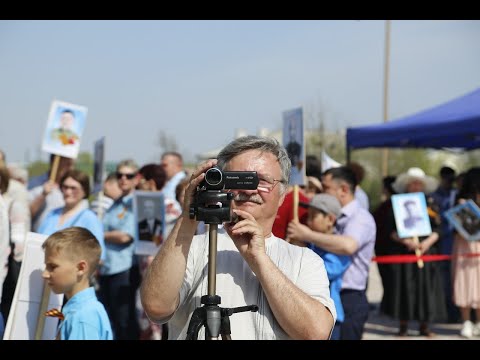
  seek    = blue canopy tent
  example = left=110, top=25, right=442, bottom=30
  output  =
left=346, top=87, right=480, bottom=161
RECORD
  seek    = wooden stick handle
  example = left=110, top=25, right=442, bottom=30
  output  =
left=34, top=282, right=51, bottom=340
left=413, top=236, right=424, bottom=268
left=293, top=185, right=299, bottom=222
left=49, top=155, right=61, bottom=183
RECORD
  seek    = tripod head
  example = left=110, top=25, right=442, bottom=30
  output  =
left=189, top=166, right=259, bottom=225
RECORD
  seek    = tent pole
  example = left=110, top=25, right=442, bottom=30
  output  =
left=382, top=20, right=391, bottom=177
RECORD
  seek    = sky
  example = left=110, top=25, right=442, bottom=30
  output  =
left=1, top=20, right=479, bottom=166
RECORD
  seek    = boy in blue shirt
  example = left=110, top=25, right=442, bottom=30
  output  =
left=289, top=194, right=351, bottom=340
left=42, top=227, right=113, bottom=340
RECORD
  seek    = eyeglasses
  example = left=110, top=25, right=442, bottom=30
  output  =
left=116, top=172, right=137, bottom=180
left=257, top=174, right=285, bottom=193
left=61, top=184, right=82, bottom=192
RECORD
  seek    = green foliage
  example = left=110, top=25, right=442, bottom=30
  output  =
left=75, top=152, right=94, bottom=177
left=27, top=160, right=50, bottom=178
left=27, top=152, right=95, bottom=179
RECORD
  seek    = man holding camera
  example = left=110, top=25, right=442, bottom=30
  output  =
left=141, top=136, right=335, bottom=340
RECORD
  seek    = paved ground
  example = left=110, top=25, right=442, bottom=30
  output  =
left=362, top=262, right=473, bottom=340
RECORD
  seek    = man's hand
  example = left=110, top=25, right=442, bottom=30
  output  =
left=224, top=209, right=266, bottom=266
left=182, top=159, right=218, bottom=219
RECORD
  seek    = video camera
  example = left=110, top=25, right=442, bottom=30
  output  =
left=189, top=167, right=259, bottom=224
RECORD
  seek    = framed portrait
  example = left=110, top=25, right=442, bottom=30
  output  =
left=282, top=107, right=305, bottom=186
left=92, top=137, right=105, bottom=194
left=133, top=191, right=166, bottom=256
left=41, top=100, right=88, bottom=159
left=445, top=200, right=480, bottom=241
left=391, top=192, right=432, bottom=239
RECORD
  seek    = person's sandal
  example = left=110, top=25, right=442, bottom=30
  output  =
left=419, top=326, right=435, bottom=337
left=397, top=324, right=408, bottom=336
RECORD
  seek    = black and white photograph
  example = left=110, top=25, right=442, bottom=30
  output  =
left=282, top=107, right=305, bottom=186
left=391, top=192, right=432, bottom=239
left=92, top=136, right=105, bottom=194
left=133, top=191, right=165, bottom=256
left=445, top=199, right=480, bottom=241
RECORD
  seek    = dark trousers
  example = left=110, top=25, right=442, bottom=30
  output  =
left=1, top=257, right=21, bottom=324
left=99, top=265, right=140, bottom=340
left=330, top=322, right=342, bottom=340
left=340, top=289, right=369, bottom=340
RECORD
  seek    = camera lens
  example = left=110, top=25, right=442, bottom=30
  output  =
left=205, top=168, right=223, bottom=186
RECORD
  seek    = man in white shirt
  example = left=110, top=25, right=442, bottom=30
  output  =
left=141, top=136, right=335, bottom=340
left=160, top=152, right=186, bottom=201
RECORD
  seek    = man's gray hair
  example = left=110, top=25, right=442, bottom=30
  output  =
left=217, top=135, right=291, bottom=194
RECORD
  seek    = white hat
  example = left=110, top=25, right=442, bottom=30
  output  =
left=392, top=167, right=438, bottom=194
left=306, top=176, right=323, bottom=192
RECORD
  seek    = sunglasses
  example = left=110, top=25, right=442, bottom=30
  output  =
left=116, top=172, right=137, bottom=180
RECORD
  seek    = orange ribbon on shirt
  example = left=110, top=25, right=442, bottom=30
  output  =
left=45, top=308, right=64, bottom=321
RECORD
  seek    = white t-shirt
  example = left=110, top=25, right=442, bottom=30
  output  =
left=168, top=232, right=336, bottom=340
left=0, top=195, right=10, bottom=300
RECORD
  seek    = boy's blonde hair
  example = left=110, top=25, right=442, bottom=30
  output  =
left=42, top=227, right=101, bottom=276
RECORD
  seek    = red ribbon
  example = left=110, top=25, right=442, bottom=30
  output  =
left=373, top=253, right=480, bottom=264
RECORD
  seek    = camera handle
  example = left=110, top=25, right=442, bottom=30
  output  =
left=185, top=224, right=258, bottom=340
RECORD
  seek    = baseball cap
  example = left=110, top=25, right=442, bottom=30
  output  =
left=299, top=193, right=342, bottom=217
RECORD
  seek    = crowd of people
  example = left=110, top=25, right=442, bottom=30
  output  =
left=0, top=141, right=479, bottom=340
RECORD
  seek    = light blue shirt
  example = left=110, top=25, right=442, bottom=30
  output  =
left=100, top=194, right=135, bottom=275
left=309, top=245, right=351, bottom=323
left=336, top=199, right=376, bottom=291
left=60, top=287, right=113, bottom=340
left=162, top=171, right=186, bottom=201
left=38, top=201, right=106, bottom=262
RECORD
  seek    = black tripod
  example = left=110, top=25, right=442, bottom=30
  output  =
left=187, top=192, right=258, bottom=340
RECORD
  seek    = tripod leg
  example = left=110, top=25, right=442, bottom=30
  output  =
left=185, top=308, right=206, bottom=340
left=220, top=309, right=232, bottom=340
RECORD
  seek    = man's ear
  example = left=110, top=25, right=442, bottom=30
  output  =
left=340, top=182, right=350, bottom=195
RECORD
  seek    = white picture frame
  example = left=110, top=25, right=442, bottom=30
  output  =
left=41, top=100, right=88, bottom=159
left=3, top=232, right=63, bottom=340
left=133, top=191, right=166, bottom=256
left=445, top=199, right=480, bottom=241
left=391, top=192, right=432, bottom=239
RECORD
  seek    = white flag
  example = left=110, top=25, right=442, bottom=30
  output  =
left=321, top=150, right=342, bottom=173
